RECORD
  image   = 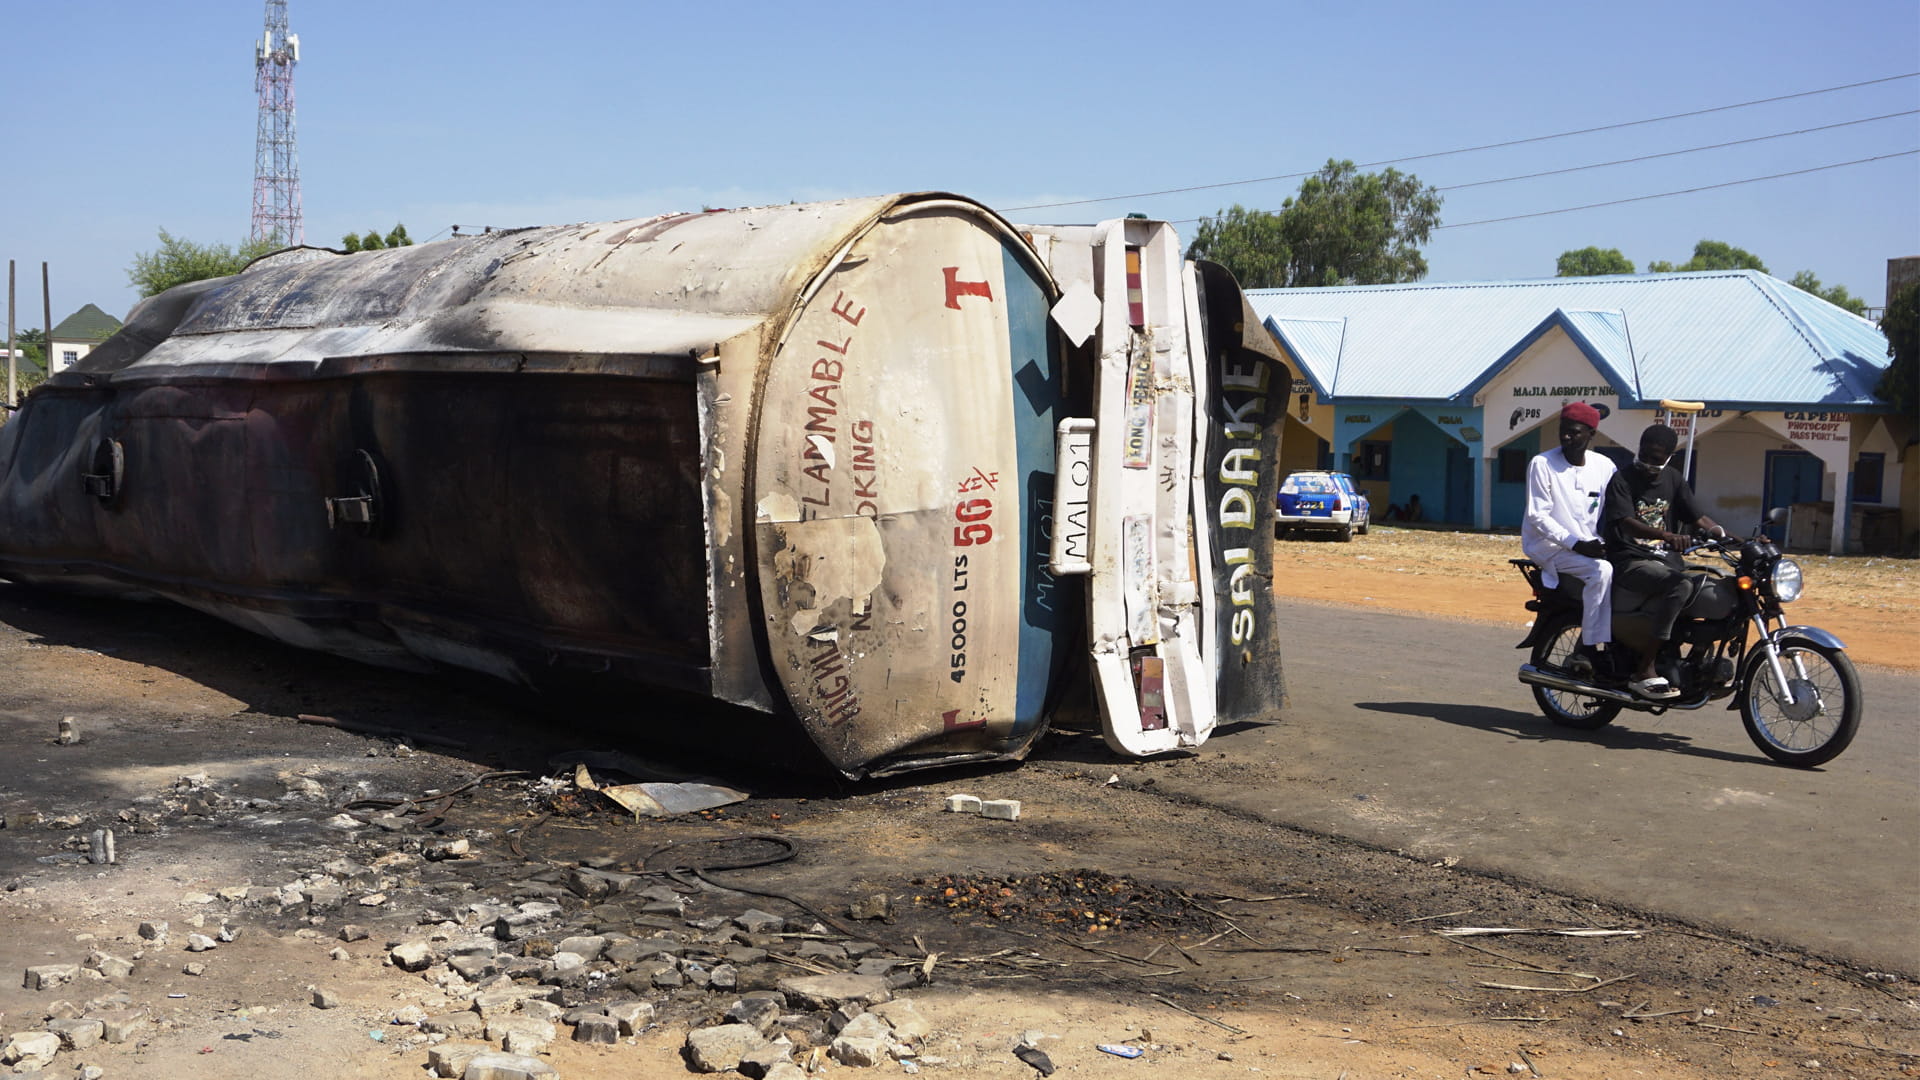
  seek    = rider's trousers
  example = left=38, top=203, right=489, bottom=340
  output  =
left=1537, top=550, right=1612, bottom=645
left=1612, top=554, right=1691, bottom=643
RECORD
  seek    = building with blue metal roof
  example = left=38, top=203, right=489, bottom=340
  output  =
left=1248, top=270, right=1902, bottom=553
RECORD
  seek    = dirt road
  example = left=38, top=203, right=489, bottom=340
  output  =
left=1, top=535, right=1915, bottom=1079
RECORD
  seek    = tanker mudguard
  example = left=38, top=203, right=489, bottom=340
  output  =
left=0, top=193, right=1291, bottom=776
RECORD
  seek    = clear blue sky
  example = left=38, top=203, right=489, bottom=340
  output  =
left=4, top=0, right=1916, bottom=327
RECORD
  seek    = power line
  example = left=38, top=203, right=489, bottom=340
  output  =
left=1004, top=72, right=1920, bottom=212
left=1433, top=150, right=1919, bottom=229
left=1435, top=111, right=1918, bottom=193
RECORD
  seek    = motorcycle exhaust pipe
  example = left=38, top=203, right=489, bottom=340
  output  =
left=1517, top=664, right=1643, bottom=705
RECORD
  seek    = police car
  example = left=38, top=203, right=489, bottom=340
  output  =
left=1276, top=470, right=1370, bottom=541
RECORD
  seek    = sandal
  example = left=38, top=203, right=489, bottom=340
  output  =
left=1629, top=676, right=1679, bottom=700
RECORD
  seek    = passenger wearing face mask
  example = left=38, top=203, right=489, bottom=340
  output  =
left=1603, top=423, right=1726, bottom=700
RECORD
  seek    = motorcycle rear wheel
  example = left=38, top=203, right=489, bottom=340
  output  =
left=1530, top=617, right=1621, bottom=730
left=1739, top=639, right=1861, bottom=767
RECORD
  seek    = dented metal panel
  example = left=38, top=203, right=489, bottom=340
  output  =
left=753, top=202, right=1070, bottom=773
left=0, top=193, right=1286, bottom=777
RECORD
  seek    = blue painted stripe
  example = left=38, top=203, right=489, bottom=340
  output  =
left=1002, top=244, right=1060, bottom=733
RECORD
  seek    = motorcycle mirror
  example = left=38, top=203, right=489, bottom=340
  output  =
left=1765, top=507, right=1788, bottom=525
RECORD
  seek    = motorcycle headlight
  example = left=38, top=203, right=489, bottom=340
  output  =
left=1773, top=558, right=1804, bottom=602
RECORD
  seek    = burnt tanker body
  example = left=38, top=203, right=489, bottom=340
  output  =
left=0, top=194, right=1289, bottom=776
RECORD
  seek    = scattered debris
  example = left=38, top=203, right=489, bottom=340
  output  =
left=980, top=799, right=1021, bottom=821
left=596, top=781, right=749, bottom=818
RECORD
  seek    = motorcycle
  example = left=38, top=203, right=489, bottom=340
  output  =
left=1512, top=508, right=1862, bottom=767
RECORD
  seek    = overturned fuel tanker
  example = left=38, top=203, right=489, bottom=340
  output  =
left=0, top=193, right=1289, bottom=776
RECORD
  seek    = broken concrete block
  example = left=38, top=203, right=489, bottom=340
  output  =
left=1, top=1030, right=60, bottom=1067
left=772, top=1012, right=831, bottom=1049
left=686, top=1023, right=766, bottom=1073
left=422, top=1012, right=486, bottom=1038
left=23, top=964, right=80, bottom=990
left=980, top=799, right=1021, bottom=820
left=761, top=1063, right=808, bottom=1080
left=424, top=837, right=470, bottom=861
left=838, top=1012, right=891, bottom=1042
left=502, top=1029, right=551, bottom=1056
left=554, top=935, right=606, bottom=960
left=830, top=1033, right=890, bottom=1067
left=48, top=1017, right=104, bottom=1050
left=848, top=894, right=891, bottom=921
left=564, top=866, right=636, bottom=899
left=83, top=951, right=133, bottom=979
left=708, top=962, right=739, bottom=991
left=449, top=954, right=497, bottom=982
left=738, top=1036, right=795, bottom=1079
left=137, top=921, right=168, bottom=943
left=183, top=962, right=206, bottom=976
left=870, top=998, right=931, bottom=1043
left=726, top=997, right=783, bottom=1034
left=425, top=1041, right=489, bottom=1079
left=87, top=828, right=115, bottom=865
left=733, top=909, right=785, bottom=935
left=606, top=1001, right=654, bottom=1036
left=460, top=1051, right=560, bottom=1080
left=311, top=986, right=341, bottom=1009
left=943, top=794, right=981, bottom=814
left=338, top=924, right=370, bottom=942
left=572, top=1013, right=619, bottom=1044
left=185, top=934, right=218, bottom=952
left=484, top=1017, right=555, bottom=1052
left=95, top=1009, right=148, bottom=1044
left=776, top=973, right=892, bottom=1011
left=391, top=941, right=438, bottom=972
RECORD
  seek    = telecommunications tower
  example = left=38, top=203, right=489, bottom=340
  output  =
left=249, top=0, right=303, bottom=246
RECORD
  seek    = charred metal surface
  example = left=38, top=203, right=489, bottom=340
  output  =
left=0, top=194, right=1287, bottom=777
left=1195, top=261, right=1290, bottom=721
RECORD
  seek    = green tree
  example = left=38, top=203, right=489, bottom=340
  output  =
left=1647, top=240, right=1768, bottom=274
left=5, top=328, right=47, bottom=398
left=127, top=230, right=280, bottom=298
left=1787, top=270, right=1868, bottom=316
left=1877, top=280, right=1918, bottom=416
left=1188, top=160, right=1442, bottom=289
left=10, top=327, right=46, bottom=372
left=341, top=224, right=414, bottom=253
left=1556, top=246, right=1635, bottom=277
left=1184, top=205, right=1291, bottom=289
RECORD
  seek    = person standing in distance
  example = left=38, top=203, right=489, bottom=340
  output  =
left=1603, top=423, right=1726, bottom=700
left=1521, top=402, right=1617, bottom=674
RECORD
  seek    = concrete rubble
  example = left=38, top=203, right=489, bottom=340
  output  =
left=3, top=766, right=965, bottom=1078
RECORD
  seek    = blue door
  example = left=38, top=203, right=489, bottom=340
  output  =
left=1762, top=451, right=1822, bottom=541
left=1444, top=444, right=1472, bottom=524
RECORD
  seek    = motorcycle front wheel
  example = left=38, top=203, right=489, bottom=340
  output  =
left=1739, top=639, right=1861, bottom=767
left=1530, top=616, right=1621, bottom=730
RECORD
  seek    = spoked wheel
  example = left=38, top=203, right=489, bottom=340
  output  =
left=1530, top=617, right=1621, bottom=730
left=1740, top=640, right=1861, bottom=767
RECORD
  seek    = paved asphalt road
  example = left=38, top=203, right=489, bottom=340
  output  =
left=1161, top=599, right=1920, bottom=976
